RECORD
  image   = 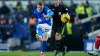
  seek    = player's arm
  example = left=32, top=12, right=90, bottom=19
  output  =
left=44, top=6, right=54, bottom=18
left=47, top=9, right=54, bottom=18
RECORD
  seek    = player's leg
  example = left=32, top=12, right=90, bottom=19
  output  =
left=54, top=27, right=67, bottom=56
left=36, top=27, right=43, bottom=41
left=88, top=40, right=100, bottom=56
left=40, top=32, right=49, bottom=56
left=35, top=25, right=43, bottom=56
left=54, top=32, right=62, bottom=56
left=36, top=34, right=43, bottom=41
left=94, top=39, right=100, bottom=56
left=88, top=39, right=99, bottom=56
left=56, top=33, right=67, bottom=56
left=36, top=27, right=44, bottom=56
left=88, top=33, right=100, bottom=56
left=37, top=24, right=51, bottom=56
left=36, top=24, right=49, bottom=41
left=61, top=38, right=67, bottom=56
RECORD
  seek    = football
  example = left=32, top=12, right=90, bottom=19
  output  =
left=61, top=13, right=70, bottom=23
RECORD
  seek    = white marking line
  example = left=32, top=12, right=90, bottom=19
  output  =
left=68, top=51, right=85, bottom=53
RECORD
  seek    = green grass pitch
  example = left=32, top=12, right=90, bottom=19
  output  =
left=0, top=51, right=99, bottom=56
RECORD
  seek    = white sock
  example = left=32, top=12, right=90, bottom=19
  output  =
left=41, top=52, right=44, bottom=54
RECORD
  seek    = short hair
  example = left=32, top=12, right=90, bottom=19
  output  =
left=37, top=1, right=44, bottom=6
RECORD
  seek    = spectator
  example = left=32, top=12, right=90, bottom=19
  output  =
left=29, top=15, right=36, bottom=26
left=71, top=17, right=85, bottom=50
left=0, top=15, right=7, bottom=43
left=15, top=1, right=26, bottom=17
left=73, top=17, right=81, bottom=24
left=0, top=1, right=10, bottom=15
left=12, top=8, right=18, bottom=16
left=6, top=19, right=15, bottom=51
left=84, top=1, right=93, bottom=17
left=11, top=13, right=18, bottom=22
left=0, top=15, right=5, bottom=42
left=6, top=19, right=15, bottom=40
left=27, top=0, right=35, bottom=16
left=19, top=13, right=28, bottom=23
left=75, top=3, right=87, bottom=19
left=25, top=8, right=32, bottom=19
left=29, top=16, right=36, bottom=42
left=19, top=13, right=28, bottom=51
left=16, top=1, right=23, bottom=10
left=90, top=18, right=100, bottom=32
left=76, top=1, right=93, bottom=19
left=13, top=13, right=28, bottom=51
left=68, top=0, right=77, bottom=23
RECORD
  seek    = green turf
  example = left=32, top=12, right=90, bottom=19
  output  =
left=0, top=51, right=99, bottom=56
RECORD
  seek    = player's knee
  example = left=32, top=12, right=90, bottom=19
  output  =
left=43, top=37, right=48, bottom=41
left=43, top=33, right=48, bottom=41
left=55, top=32, right=62, bottom=40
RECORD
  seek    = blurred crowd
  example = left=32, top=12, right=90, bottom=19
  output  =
left=0, top=0, right=36, bottom=51
left=0, top=0, right=100, bottom=51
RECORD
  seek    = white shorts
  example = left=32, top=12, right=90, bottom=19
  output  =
left=37, top=23, right=52, bottom=38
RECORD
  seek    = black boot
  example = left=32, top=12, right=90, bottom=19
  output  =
left=62, top=46, right=67, bottom=56
left=54, top=50, right=59, bottom=56
left=94, top=55, right=98, bottom=56
left=54, top=40, right=61, bottom=56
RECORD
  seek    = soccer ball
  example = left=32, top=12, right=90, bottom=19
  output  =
left=61, top=13, right=70, bottom=23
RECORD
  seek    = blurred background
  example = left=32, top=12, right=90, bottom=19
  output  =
left=0, top=0, right=100, bottom=53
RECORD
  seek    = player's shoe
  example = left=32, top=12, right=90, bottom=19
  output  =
left=40, top=53, right=44, bottom=56
left=62, top=46, right=67, bottom=56
left=54, top=50, right=59, bottom=56
left=94, top=55, right=98, bottom=56
left=88, top=52, right=94, bottom=55
left=36, top=34, right=42, bottom=41
left=88, top=52, right=98, bottom=56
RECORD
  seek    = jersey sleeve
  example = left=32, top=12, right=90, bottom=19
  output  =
left=44, top=6, right=54, bottom=18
